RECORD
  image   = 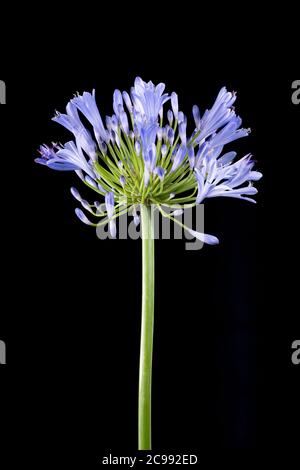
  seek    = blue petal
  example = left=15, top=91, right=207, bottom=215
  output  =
left=113, top=89, right=123, bottom=116
left=218, top=151, right=237, bottom=166
left=34, top=158, right=48, bottom=166
left=105, top=192, right=115, bottom=219
left=188, top=229, right=220, bottom=245
left=154, top=166, right=165, bottom=181
left=192, top=105, right=201, bottom=128
left=70, top=187, right=82, bottom=202
left=75, top=208, right=94, bottom=226
left=47, top=161, right=79, bottom=171
left=167, top=110, right=173, bottom=126
left=171, top=92, right=178, bottom=119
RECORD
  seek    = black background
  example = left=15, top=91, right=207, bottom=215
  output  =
left=1, top=8, right=299, bottom=465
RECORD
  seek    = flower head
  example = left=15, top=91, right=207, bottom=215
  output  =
left=36, top=78, right=262, bottom=243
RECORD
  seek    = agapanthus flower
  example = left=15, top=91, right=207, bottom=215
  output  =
left=36, top=77, right=262, bottom=244
left=35, top=77, right=263, bottom=451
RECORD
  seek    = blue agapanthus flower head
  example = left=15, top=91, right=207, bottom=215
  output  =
left=35, top=77, right=262, bottom=243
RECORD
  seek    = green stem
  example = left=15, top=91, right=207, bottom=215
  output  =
left=139, top=204, right=155, bottom=450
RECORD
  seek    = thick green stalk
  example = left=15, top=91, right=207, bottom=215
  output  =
left=139, top=204, right=155, bottom=450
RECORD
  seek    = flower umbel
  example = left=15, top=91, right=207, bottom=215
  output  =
left=35, top=78, right=263, bottom=451
left=36, top=77, right=262, bottom=243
